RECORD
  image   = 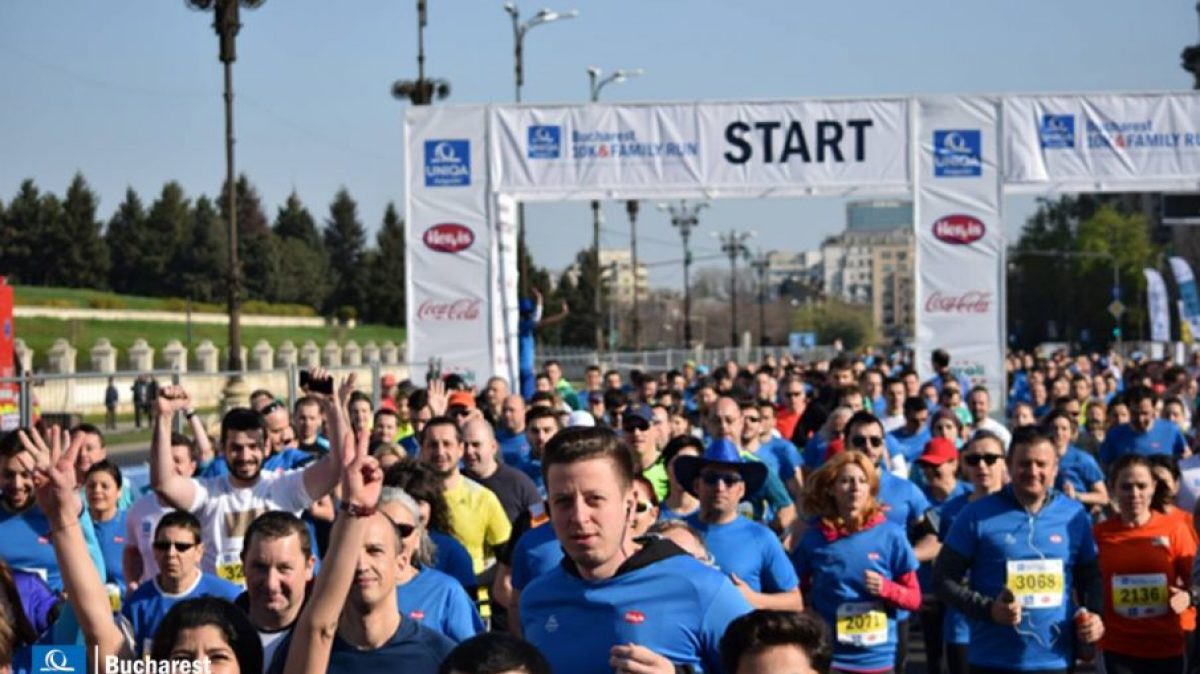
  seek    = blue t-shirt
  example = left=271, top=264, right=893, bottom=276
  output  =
left=792, top=520, right=919, bottom=672
left=395, top=567, right=484, bottom=643
left=1056, top=446, right=1104, bottom=494
left=510, top=522, right=563, bottom=591
left=887, top=426, right=932, bottom=465
left=0, top=505, right=107, bottom=592
left=685, top=515, right=797, bottom=593
left=942, top=486, right=1098, bottom=671
left=754, top=438, right=803, bottom=483
left=937, top=492, right=976, bottom=645
left=802, top=434, right=831, bottom=471
left=91, top=510, right=128, bottom=589
left=122, top=573, right=242, bottom=656
left=521, top=549, right=751, bottom=674
left=429, top=530, right=477, bottom=592
left=269, top=613, right=454, bottom=674
left=1099, top=420, right=1188, bottom=466
left=497, top=429, right=532, bottom=468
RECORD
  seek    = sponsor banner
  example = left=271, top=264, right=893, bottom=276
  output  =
left=492, top=194, right=519, bottom=386
left=915, top=96, right=1005, bottom=414
left=1004, top=94, right=1200, bottom=190
left=1169, top=257, right=1200, bottom=340
left=406, top=106, right=492, bottom=385
left=1144, top=268, right=1170, bottom=343
left=491, top=100, right=909, bottom=195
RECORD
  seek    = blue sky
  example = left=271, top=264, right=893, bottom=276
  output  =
left=1, top=1, right=1195, bottom=287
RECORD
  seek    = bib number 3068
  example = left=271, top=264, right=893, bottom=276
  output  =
left=1006, top=559, right=1064, bottom=608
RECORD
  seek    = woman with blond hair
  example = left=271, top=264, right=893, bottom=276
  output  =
left=791, top=451, right=920, bottom=674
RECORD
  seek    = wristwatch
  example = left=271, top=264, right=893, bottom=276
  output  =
left=184, top=409, right=197, bottom=420
left=340, top=501, right=377, bottom=518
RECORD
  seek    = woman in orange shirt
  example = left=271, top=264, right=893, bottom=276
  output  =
left=1094, top=454, right=1196, bottom=674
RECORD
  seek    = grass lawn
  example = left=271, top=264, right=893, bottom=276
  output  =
left=13, top=285, right=315, bottom=316
left=16, top=317, right=405, bottom=370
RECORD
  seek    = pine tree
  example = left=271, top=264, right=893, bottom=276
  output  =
left=170, top=196, right=228, bottom=303
left=60, top=173, right=110, bottom=289
left=0, top=180, right=45, bottom=284
left=273, top=191, right=331, bottom=309
left=219, top=175, right=280, bottom=302
left=34, top=193, right=69, bottom=287
left=323, top=188, right=368, bottom=317
left=139, top=182, right=191, bottom=296
left=105, top=187, right=149, bottom=293
left=273, top=192, right=323, bottom=249
left=364, top=202, right=405, bottom=325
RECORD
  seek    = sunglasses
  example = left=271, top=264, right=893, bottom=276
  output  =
left=701, top=473, right=744, bottom=487
left=850, top=436, right=884, bottom=448
left=635, top=501, right=652, bottom=514
left=785, top=391, right=805, bottom=398
left=449, top=406, right=472, bottom=417
left=743, top=416, right=761, bottom=423
left=260, top=400, right=285, bottom=415
left=395, top=522, right=416, bottom=538
left=964, top=454, right=1003, bottom=467
left=153, top=540, right=197, bottom=553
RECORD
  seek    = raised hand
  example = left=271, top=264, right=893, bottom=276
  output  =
left=18, top=426, right=84, bottom=521
left=427, top=377, right=448, bottom=417
left=154, top=385, right=192, bottom=417
left=340, top=429, right=381, bottom=509
left=337, top=371, right=358, bottom=403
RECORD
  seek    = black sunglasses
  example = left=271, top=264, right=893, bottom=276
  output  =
left=635, top=501, right=652, bottom=514
left=261, top=400, right=285, bottom=415
left=964, top=454, right=1003, bottom=467
left=395, top=522, right=416, bottom=538
left=850, top=436, right=884, bottom=448
left=701, top=473, right=744, bottom=487
left=153, top=540, right=197, bottom=553
left=785, top=391, right=805, bottom=398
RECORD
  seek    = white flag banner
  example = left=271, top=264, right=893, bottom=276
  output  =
left=1169, top=256, right=1200, bottom=339
left=1144, top=268, right=1170, bottom=342
left=1004, top=93, right=1200, bottom=192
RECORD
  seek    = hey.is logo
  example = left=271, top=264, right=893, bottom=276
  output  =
left=933, top=129, right=982, bottom=177
left=1039, top=114, right=1075, bottom=149
left=527, top=125, right=562, bottom=159
left=33, top=646, right=84, bottom=674
left=424, top=139, right=471, bottom=187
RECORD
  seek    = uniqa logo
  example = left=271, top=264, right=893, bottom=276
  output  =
left=932, top=214, right=985, bottom=244
left=423, top=223, right=474, bottom=253
left=416, top=299, right=482, bottom=322
left=924, top=291, right=991, bottom=314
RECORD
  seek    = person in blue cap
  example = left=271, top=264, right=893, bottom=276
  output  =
left=519, top=426, right=751, bottom=674
left=675, top=438, right=802, bottom=612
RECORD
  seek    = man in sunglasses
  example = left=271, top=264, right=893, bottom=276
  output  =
left=122, top=510, right=241, bottom=656
left=675, top=438, right=802, bottom=612
left=707, top=397, right=796, bottom=535
left=623, top=407, right=669, bottom=501
left=777, top=376, right=825, bottom=450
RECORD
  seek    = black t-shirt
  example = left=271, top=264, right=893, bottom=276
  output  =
left=466, top=463, right=541, bottom=524
left=268, top=615, right=453, bottom=674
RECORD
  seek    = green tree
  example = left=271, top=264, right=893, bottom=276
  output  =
left=33, top=193, right=69, bottom=287
left=170, top=196, right=228, bottom=303
left=272, top=192, right=330, bottom=310
left=59, top=173, right=110, bottom=289
left=323, top=188, right=368, bottom=316
left=790, top=300, right=877, bottom=350
left=219, top=175, right=280, bottom=302
left=138, top=182, right=191, bottom=296
left=550, top=248, right=603, bottom=347
left=0, top=180, right=47, bottom=284
left=273, top=191, right=323, bottom=250
left=364, top=202, right=405, bottom=325
left=105, top=187, right=150, bottom=294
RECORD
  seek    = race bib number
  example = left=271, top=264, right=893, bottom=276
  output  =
left=836, top=601, right=888, bottom=646
left=106, top=583, right=121, bottom=613
left=1112, top=573, right=1168, bottom=618
left=216, top=551, right=245, bottom=585
left=1006, top=559, right=1064, bottom=608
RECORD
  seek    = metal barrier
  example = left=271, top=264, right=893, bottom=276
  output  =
left=535, top=345, right=837, bottom=380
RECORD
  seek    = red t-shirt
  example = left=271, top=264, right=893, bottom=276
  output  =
left=1094, top=512, right=1196, bottom=658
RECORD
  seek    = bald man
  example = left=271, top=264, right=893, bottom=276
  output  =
left=463, top=417, right=541, bottom=524
left=497, top=395, right=532, bottom=468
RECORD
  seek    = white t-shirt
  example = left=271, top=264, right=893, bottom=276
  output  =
left=125, top=491, right=173, bottom=583
left=188, top=470, right=313, bottom=585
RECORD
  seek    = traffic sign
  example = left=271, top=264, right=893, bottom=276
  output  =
left=1108, top=300, right=1126, bottom=318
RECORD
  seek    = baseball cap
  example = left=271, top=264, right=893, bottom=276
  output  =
left=567, top=411, right=596, bottom=428
left=917, top=437, right=958, bottom=466
left=447, top=391, right=476, bottom=410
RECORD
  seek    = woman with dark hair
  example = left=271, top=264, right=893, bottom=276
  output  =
left=1041, top=410, right=1107, bottom=510
left=85, top=459, right=128, bottom=602
left=149, top=597, right=263, bottom=674
left=792, top=451, right=920, bottom=673
left=1093, top=453, right=1195, bottom=674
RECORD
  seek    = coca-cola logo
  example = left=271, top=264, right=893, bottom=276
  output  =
left=416, top=298, right=482, bottom=322
left=932, top=214, right=985, bottom=245
left=423, top=223, right=474, bottom=253
left=925, top=291, right=992, bottom=314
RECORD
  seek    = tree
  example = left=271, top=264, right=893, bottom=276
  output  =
left=273, top=191, right=323, bottom=249
left=273, top=192, right=330, bottom=310
left=552, top=248, right=603, bottom=347
left=136, top=182, right=191, bottom=296
left=363, top=202, right=405, bottom=325
left=105, top=187, right=150, bottom=294
left=0, top=180, right=46, bottom=284
left=219, top=175, right=280, bottom=302
left=323, top=188, right=368, bottom=316
left=58, top=173, right=110, bottom=289
left=170, top=196, right=228, bottom=303
left=790, top=300, right=877, bottom=350
left=33, top=193, right=69, bottom=287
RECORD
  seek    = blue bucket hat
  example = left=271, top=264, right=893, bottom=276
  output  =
left=672, top=438, right=767, bottom=500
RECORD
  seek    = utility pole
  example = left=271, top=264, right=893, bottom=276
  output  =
left=392, top=0, right=451, bottom=105
left=658, top=200, right=708, bottom=347
left=591, top=200, right=603, bottom=353
left=627, top=199, right=641, bottom=350
left=750, top=250, right=771, bottom=346
left=715, top=229, right=755, bottom=348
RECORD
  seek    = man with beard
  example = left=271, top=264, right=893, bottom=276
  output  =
left=238, top=511, right=317, bottom=668
left=150, top=385, right=341, bottom=587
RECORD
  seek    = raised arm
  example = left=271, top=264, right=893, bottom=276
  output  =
left=23, top=427, right=129, bottom=666
left=150, top=386, right=197, bottom=509
left=300, top=370, right=346, bottom=501
left=284, top=430, right=381, bottom=674
left=187, top=407, right=213, bottom=469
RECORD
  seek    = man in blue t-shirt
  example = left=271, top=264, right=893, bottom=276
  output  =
left=886, top=397, right=931, bottom=467
left=496, top=395, right=532, bottom=468
left=1099, top=385, right=1189, bottom=468
left=933, top=426, right=1104, bottom=673
left=520, top=426, right=752, bottom=674
left=677, top=439, right=801, bottom=611
left=122, top=510, right=241, bottom=656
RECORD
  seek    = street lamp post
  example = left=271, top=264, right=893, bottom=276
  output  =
left=658, top=200, right=708, bottom=346
left=586, top=66, right=642, bottom=355
left=186, top=0, right=264, bottom=409
left=392, top=0, right=451, bottom=105
left=715, top=229, right=755, bottom=348
left=750, top=250, right=771, bottom=346
left=627, top=199, right=641, bottom=350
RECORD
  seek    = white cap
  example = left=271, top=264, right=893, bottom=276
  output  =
left=567, top=410, right=596, bottom=428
